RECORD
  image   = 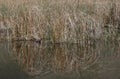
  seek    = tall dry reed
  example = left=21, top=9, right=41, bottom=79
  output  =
left=0, top=0, right=120, bottom=43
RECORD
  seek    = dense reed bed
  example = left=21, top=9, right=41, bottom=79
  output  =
left=0, top=0, right=120, bottom=43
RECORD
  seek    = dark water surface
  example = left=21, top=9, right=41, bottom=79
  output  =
left=0, top=41, right=120, bottom=79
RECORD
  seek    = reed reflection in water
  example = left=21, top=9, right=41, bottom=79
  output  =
left=0, top=40, right=120, bottom=79
left=11, top=41, right=102, bottom=76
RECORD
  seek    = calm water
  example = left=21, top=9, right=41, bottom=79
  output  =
left=0, top=41, right=120, bottom=79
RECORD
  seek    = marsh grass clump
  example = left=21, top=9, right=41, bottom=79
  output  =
left=102, top=1, right=120, bottom=41
left=0, top=0, right=120, bottom=43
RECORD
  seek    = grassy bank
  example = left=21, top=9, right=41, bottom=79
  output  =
left=0, top=0, right=120, bottom=43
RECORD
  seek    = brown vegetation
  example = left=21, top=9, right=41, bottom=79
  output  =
left=0, top=0, right=120, bottom=43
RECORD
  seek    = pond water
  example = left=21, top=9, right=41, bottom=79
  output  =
left=0, top=41, right=120, bottom=79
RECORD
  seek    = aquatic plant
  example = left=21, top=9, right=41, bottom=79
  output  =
left=0, top=0, right=120, bottom=43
